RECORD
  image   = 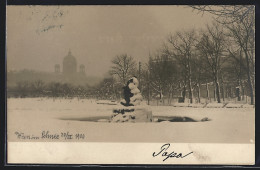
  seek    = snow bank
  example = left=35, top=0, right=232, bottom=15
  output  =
left=242, top=104, right=255, bottom=108
left=7, top=98, right=255, bottom=143
left=173, top=103, right=191, bottom=107
left=189, top=103, right=206, bottom=108
left=206, top=103, right=224, bottom=108
left=225, top=103, right=243, bottom=108
left=96, top=100, right=118, bottom=105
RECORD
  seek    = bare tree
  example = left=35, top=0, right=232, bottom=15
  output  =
left=190, top=5, right=254, bottom=24
left=96, top=76, right=120, bottom=100
left=190, top=5, right=255, bottom=104
left=196, top=23, right=227, bottom=103
left=61, top=83, right=74, bottom=98
left=16, top=81, right=30, bottom=97
left=192, top=53, right=211, bottom=103
left=147, top=53, right=177, bottom=104
left=226, top=15, right=255, bottom=104
left=48, top=82, right=63, bottom=98
left=31, top=80, right=45, bottom=96
left=165, top=30, right=197, bottom=103
left=110, top=54, right=137, bottom=85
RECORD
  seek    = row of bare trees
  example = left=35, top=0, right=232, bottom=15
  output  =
left=191, top=5, right=255, bottom=104
left=102, top=6, right=254, bottom=105
left=8, top=80, right=94, bottom=98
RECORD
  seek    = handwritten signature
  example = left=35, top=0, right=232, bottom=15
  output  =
left=152, top=143, right=193, bottom=161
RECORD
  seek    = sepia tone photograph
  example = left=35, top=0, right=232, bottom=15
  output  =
left=6, top=5, right=255, bottom=165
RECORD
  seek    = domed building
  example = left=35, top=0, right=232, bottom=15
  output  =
left=63, top=50, right=77, bottom=76
left=53, top=50, right=88, bottom=85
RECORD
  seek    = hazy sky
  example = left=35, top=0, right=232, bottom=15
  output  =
left=7, top=5, right=214, bottom=77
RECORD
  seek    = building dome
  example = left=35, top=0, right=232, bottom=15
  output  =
left=63, top=50, right=77, bottom=75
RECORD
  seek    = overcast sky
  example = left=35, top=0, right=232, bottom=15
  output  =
left=7, top=5, right=214, bottom=77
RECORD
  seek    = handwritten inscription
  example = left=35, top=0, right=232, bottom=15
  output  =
left=152, top=143, right=193, bottom=161
left=14, top=131, right=85, bottom=141
left=14, top=132, right=40, bottom=140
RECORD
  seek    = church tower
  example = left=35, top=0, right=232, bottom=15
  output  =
left=79, top=64, right=85, bottom=74
left=54, top=64, right=60, bottom=73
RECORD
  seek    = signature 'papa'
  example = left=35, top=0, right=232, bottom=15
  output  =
left=152, top=143, right=193, bottom=161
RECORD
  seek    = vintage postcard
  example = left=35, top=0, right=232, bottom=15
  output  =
left=6, top=5, right=255, bottom=165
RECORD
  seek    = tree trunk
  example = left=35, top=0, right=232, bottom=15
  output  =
left=122, top=70, right=126, bottom=85
left=242, top=85, right=245, bottom=101
left=171, top=90, right=174, bottom=104
left=160, top=89, right=163, bottom=105
left=206, top=83, right=210, bottom=101
left=147, top=82, right=150, bottom=105
left=245, top=53, right=254, bottom=105
left=197, top=84, right=201, bottom=103
left=182, top=86, right=186, bottom=103
left=188, top=88, right=193, bottom=103
left=214, top=89, right=216, bottom=101
left=138, top=62, right=142, bottom=92
left=215, top=82, right=221, bottom=103
left=168, top=92, right=170, bottom=105
left=188, top=60, right=193, bottom=103
left=221, top=83, right=225, bottom=102
left=225, top=86, right=228, bottom=98
left=168, top=88, right=173, bottom=105
left=236, top=87, right=241, bottom=101
left=230, top=87, right=233, bottom=98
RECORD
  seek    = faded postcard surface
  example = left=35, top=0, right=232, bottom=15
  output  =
left=6, top=5, right=255, bottom=165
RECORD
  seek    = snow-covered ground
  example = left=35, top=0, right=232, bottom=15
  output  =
left=7, top=98, right=255, bottom=143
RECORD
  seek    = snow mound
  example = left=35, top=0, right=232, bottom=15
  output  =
left=96, top=100, right=118, bottom=105
left=189, top=103, right=206, bottom=108
left=154, top=116, right=211, bottom=122
left=206, top=103, right=224, bottom=108
left=242, top=104, right=255, bottom=108
left=173, top=103, right=191, bottom=107
left=111, top=106, right=153, bottom=123
left=97, top=119, right=110, bottom=122
left=225, top=103, right=243, bottom=108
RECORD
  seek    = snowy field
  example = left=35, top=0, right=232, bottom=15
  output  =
left=7, top=98, right=254, bottom=143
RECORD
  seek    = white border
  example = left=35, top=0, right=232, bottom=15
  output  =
left=8, top=142, right=255, bottom=165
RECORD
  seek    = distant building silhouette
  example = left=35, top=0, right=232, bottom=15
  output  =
left=54, top=64, right=60, bottom=73
left=52, top=50, right=87, bottom=84
left=79, top=64, right=85, bottom=74
left=62, top=50, right=77, bottom=76
left=6, top=51, right=102, bottom=92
